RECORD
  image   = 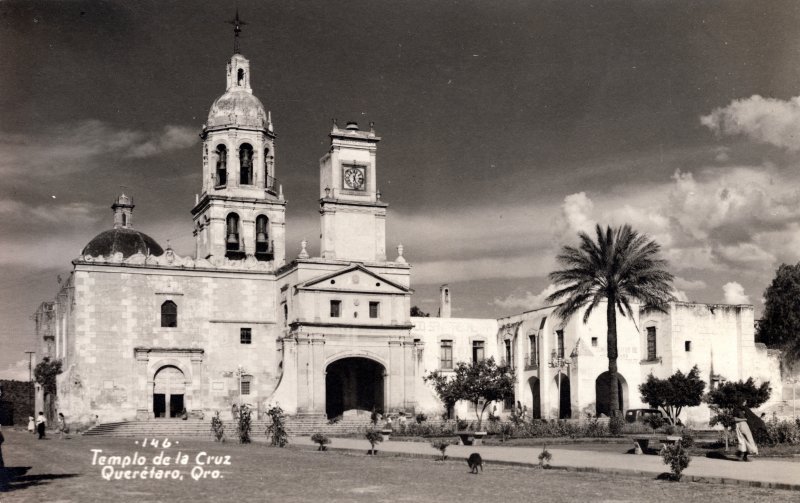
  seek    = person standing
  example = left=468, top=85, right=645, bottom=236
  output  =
left=57, top=413, right=67, bottom=439
left=36, top=412, right=46, bottom=439
left=27, top=416, right=35, bottom=434
left=734, top=402, right=758, bottom=461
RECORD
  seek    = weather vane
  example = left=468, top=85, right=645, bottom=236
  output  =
left=227, top=9, right=247, bottom=54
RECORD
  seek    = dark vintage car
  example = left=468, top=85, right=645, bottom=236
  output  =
left=625, top=408, right=664, bottom=423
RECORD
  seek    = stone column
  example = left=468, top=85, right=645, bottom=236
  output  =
left=279, top=337, right=299, bottom=414
left=310, top=337, right=326, bottom=414
left=295, top=335, right=313, bottom=413
left=135, top=350, right=151, bottom=420
left=190, top=352, right=203, bottom=416
left=387, top=340, right=404, bottom=411
left=402, top=340, right=416, bottom=412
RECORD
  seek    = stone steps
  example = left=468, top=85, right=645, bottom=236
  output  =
left=84, top=417, right=375, bottom=438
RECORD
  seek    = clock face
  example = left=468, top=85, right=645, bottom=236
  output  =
left=343, top=166, right=366, bottom=191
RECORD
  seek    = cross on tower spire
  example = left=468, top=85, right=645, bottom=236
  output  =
left=227, top=9, right=247, bottom=54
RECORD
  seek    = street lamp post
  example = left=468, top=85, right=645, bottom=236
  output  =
left=25, top=351, right=35, bottom=415
left=548, top=349, right=571, bottom=419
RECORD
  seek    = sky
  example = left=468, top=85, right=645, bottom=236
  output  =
left=3, top=0, right=800, bottom=379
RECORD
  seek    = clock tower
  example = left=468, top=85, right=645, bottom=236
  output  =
left=319, top=120, right=387, bottom=262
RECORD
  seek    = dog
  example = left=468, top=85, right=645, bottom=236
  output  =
left=467, top=452, right=483, bottom=474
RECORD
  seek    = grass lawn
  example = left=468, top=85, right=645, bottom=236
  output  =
left=1, top=429, right=797, bottom=502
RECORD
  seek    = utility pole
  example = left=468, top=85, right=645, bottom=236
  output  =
left=25, top=351, right=35, bottom=415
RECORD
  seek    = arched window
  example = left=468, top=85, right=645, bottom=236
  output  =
left=226, top=213, right=241, bottom=254
left=264, top=148, right=270, bottom=188
left=161, top=301, right=177, bottom=328
left=239, top=144, right=253, bottom=185
left=255, top=215, right=269, bottom=258
left=237, top=68, right=245, bottom=87
left=215, top=145, right=227, bottom=186
left=122, top=214, right=127, bottom=227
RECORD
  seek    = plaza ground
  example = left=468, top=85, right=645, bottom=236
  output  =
left=1, top=429, right=798, bottom=502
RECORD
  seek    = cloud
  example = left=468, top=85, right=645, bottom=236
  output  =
left=723, top=282, right=750, bottom=304
left=0, top=358, right=31, bottom=381
left=714, top=146, right=730, bottom=163
left=0, top=120, right=198, bottom=177
left=701, top=95, right=800, bottom=150
left=562, top=192, right=595, bottom=236
left=492, top=284, right=559, bottom=310
left=673, top=277, right=707, bottom=290
left=0, top=200, right=99, bottom=227
left=413, top=255, right=557, bottom=285
left=672, top=289, right=689, bottom=302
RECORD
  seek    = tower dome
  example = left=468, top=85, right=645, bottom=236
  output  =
left=81, top=193, right=164, bottom=258
left=205, top=54, right=270, bottom=131
left=207, top=89, right=267, bottom=129
left=82, top=228, right=164, bottom=258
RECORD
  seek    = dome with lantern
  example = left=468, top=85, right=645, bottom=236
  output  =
left=81, top=193, right=164, bottom=258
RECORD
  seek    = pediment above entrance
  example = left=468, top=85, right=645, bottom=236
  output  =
left=298, top=263, right=410, bottom=294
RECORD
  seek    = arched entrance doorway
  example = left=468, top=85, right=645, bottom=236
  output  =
left=153, top=366, right=185, bottom=418
left=595, top=371, right=628, bottom=417
left=528, top=376, right=541, bottom=419
left=551, top=374, right=571, bottom=419
left=325, top=357, right=385, bottom=419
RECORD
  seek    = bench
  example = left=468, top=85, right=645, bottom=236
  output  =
left=659, top=436, right=682, bottom=449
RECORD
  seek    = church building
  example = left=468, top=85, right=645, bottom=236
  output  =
left=33, top=39, right=782, bottom=428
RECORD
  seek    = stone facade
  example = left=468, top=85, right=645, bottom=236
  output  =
left=34, top=47, right=782, bottom=428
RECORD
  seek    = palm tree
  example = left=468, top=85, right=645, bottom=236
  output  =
left=546, top=224, right=674, bottom=417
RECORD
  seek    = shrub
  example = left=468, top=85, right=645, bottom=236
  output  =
left=766, top=419, right=800, bottom=445
left=238, top=405, right=252, bottom=444
left=499, top=422, right=514, bottom=442
left=456, top=418, right=469, bottom=431
left=538, top=445, right=552, bottom=468
left=416, top=413, right=427, bottom=424
left=311, top=432, right=330, bottom=451
left=365, top=430, right=383, bottom=454
left=645, top=415, right=664, bottom=432
left=662, top=424, right=676, bottom=436
left=211, top=411, right=225, bottom=442
left=584, top=418, right=608, bottom=438
left=266, top=404, right=289, bottom=447
left=431, top=439, right=454, bottom=461
left=680, top=428, right=695, bottom=449
left=661, top=443, right=690, bottom=481
left=608, top=415, right=625, bottom=436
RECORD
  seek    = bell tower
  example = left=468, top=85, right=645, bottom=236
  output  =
left=318, top=120, right=387, bottom=262
left=191, top=20, right=285, bottom=265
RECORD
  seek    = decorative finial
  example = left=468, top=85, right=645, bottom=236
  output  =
left=376, top=190, right=382, bottom=200
left=324, top=186, right=331, bottom=198
left=298, top=240, right=309, bottom=259
left=369, top=121, right=375, bottom=134
left=227, top=9, right=247, bottom=54
left=396, top=244, right=406, bottom=263
left=332, top=118, right=339, bottom=131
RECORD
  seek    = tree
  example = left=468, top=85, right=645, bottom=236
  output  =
left=756, top=263, right=800, bottom=369
left=33, top=358, right=63, bottom=397
left=410, top=305, right=430, bottom=317
left=547, top=224, right=674, bottom=418
left=424, top=357, right=515, bottom=431
left=706, top=377, right=771, bottom=426
left=639, top=366, right=706, bottom=425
